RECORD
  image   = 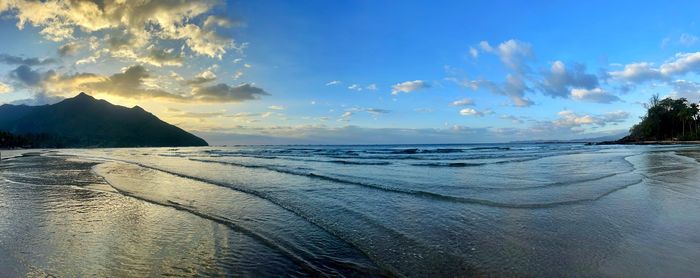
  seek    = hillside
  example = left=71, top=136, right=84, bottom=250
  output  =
left=0, top=93, right=208, bottom=148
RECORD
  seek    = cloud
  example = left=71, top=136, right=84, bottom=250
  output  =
left=459, top=108, right=483, bottom=116
left=659, top=52, right=700, bottom=76
left=453, top=40, right=539, bottom=106
left=76, top=53, right=101, bottom=65
left=570, top=88, right=620, bottom=103
left=348, top=84, right=362, bottom=91
left=609, top=62, right=662, bottom=83
left=186, top=69, right=217, bottom=85
left=500, top=114, right=524, bottom=124
left=9, top=92, right=64, bottom=105
left=79, top=65, right=184, bottom=100
left=553, top=110, right=628, bottom=129
left=9, top=64, right=43, bottom=86
left=0, top=0, right=240, bottom=60
left=340, top=111, right=353, bottom=121
left=609, top=52, right=700, bottom=83
left=450, top=98, right=475, bottom=106
left=469, top=47, right=479, bottom=58
left=0, top=82, right=11, bottom=93
left=473, top=75, right=533, bottom=107
left=679, top=33, right=699, bottom=46
left=480, top=39, right=533, bottom=73
left=365, top=84, right=378, bottom=91
left=172, top=111, right=226, bottom=118
left=0, top=54, right=57, bottom=66
left=137, top=47, right=183, bottom=67
left=195, top=122, right=629, bottom=145
left=192, top=83, right=269, bottom=103
left=170, top=71, right=185, bottom=81
left=7, top=64, right=182, bottom=100
left=268, top=105, right=285, bottom=110
left=326, top=80, right=341, bottom=86
left=539, top=61, right=599, bottom=98
left=57, top=42, right=80, bottom=56
left=366, top=108, right=390, bottom=115
left=479, top=41, right=493, bottom=52
left=6, top=63, right=268, bottom=104
left=668, top=80, right=700, bottom=102
left=391, top=80, right=430, bottom=95
left=599, top=111, right=630, bottom=124
left=203, top=15, right=235, bottom=29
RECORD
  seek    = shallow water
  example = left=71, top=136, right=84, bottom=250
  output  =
left=2, top=144, right=700, bottom=276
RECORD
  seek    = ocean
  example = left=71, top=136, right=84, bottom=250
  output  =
left=1, top=144, right=700, bottom=276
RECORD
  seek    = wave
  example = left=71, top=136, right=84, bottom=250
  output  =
left=188, top=158, right=641, bottom=209
left=101, top=182, right=327, bottom=275
left=409, top=157, right=546, bottom=167
left=411, top=162, right=484, bottom=167
left=328, top=160, right=392, bottom=166
left=390, top=148, right=467, bottom=154
left=466, top=147, right=511, bottom=151
left=94, top=161, right=391, bottom=276
left=91, top=159, right=449, bottom=276
left=391, top=148, right=419, bottom=154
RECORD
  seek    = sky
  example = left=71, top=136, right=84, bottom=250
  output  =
left=1, top=0, right=700, bottom=144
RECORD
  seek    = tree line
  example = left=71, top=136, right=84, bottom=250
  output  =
left=628, top=95, right=700, bottom=141
left=0, top=131, right=64, bottom=148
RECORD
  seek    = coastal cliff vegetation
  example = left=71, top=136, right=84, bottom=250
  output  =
left=626, top=95, right=700, bottom=141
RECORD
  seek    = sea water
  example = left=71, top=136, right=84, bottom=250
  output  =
left=1, top=144, right=700, bottom=276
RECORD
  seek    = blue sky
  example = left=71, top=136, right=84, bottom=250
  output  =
left=1, top=1, right=700, bottom=144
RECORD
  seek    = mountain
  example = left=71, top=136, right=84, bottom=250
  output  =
left=0, top=93, right=208, bottom=148
left=509, top=132, right=629, bottom=144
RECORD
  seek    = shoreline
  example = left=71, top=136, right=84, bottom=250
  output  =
left=597, top=140, right=700, bottom=145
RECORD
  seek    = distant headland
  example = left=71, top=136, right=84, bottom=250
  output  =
left=0, top=93, right=208, bottom=148
left=601, top=95, right=700, bottom=145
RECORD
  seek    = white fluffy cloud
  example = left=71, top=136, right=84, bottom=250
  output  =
left=450, top=98, right=475, bottom=106
left=391, top=80, right=430, bottom=95
left=610, top=52, right=700, bottom=83
left=570, top=88, right=620, bottom=103
left=554, top=110, right=629, bottom=128
left=459, top=108, right=483, bottom=116
left=659, top=52, right=700, bottom=76
left=609, top=62, right=662, bottom=83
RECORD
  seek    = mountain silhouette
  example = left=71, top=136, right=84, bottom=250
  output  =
left=0, top=93, right=208, bottom=147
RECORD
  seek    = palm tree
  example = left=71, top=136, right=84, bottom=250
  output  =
left=692, top=103, right=700, bottom=138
